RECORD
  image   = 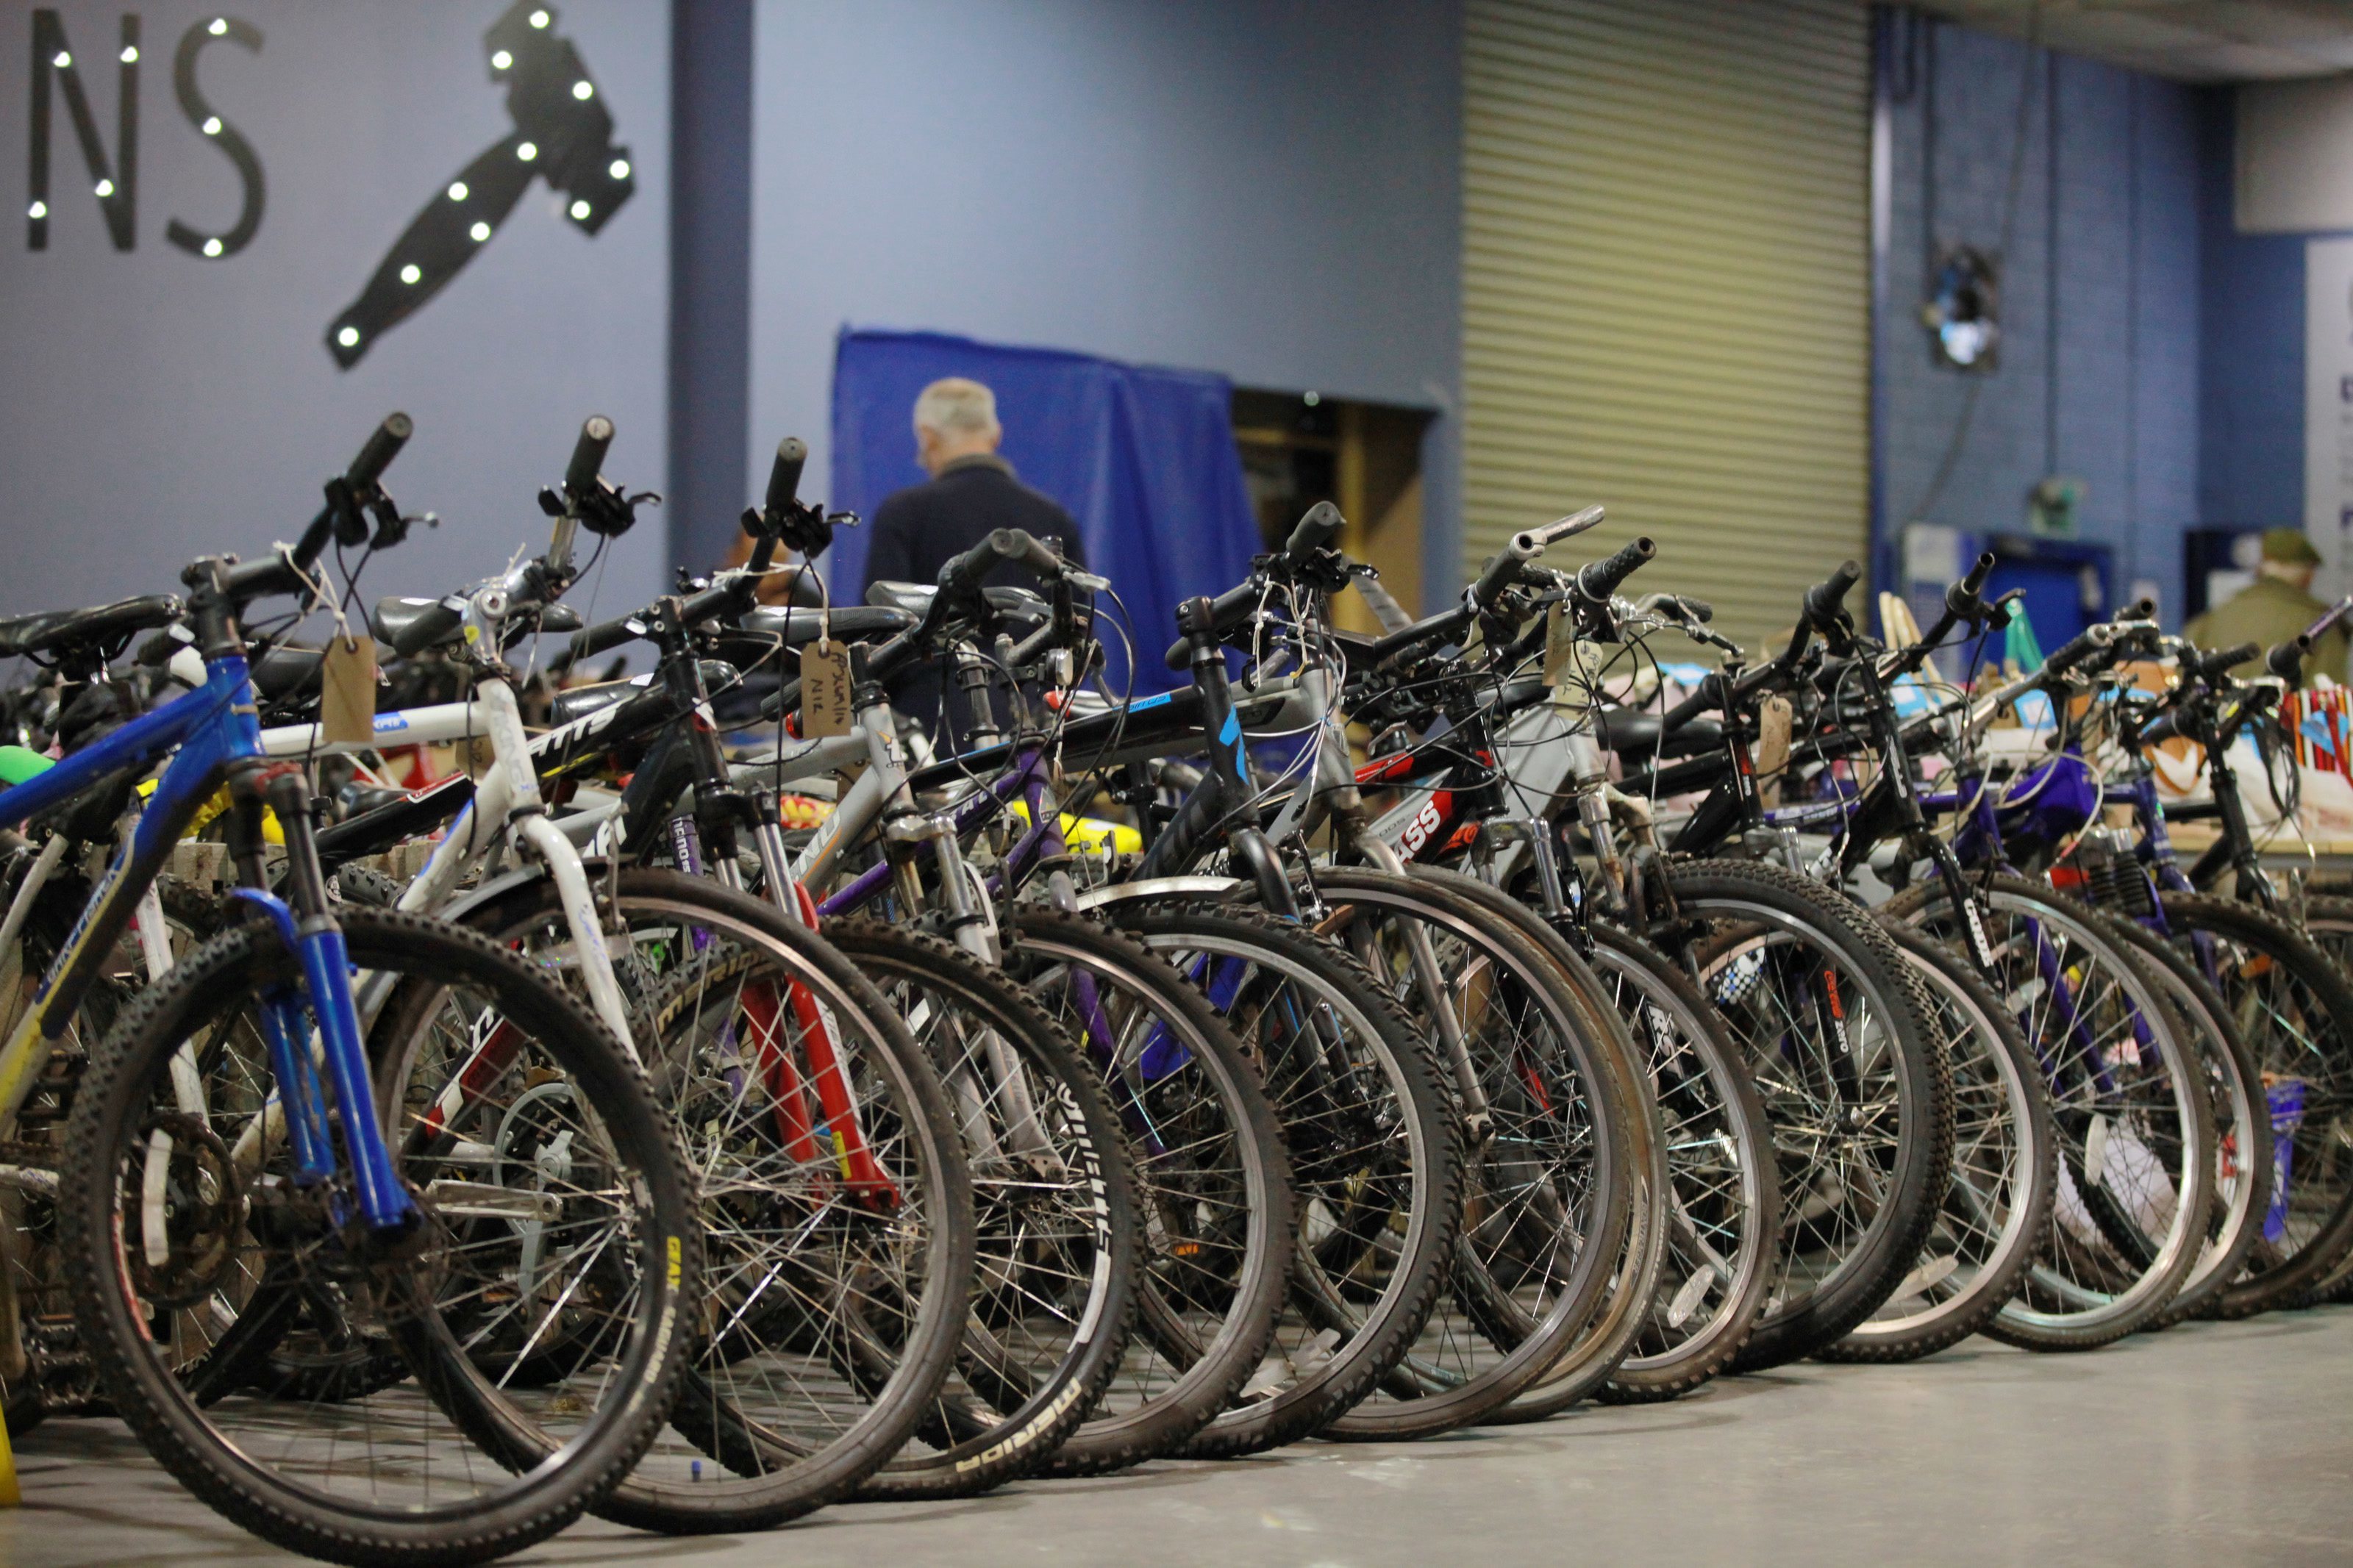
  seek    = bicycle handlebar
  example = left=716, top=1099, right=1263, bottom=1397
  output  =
left=1515, top=504, right=1606, bottom=556
left=1575, top=536, right=1657, bottom=601
left=764, top=436, right=806, bottom=521
left=2189, top=640, right=2261, bottom=683
left=2268, top=634, right=2312, bottom=684
left=747, top=437, right=807, bottom=577
left=563, top=415, right=614, bottom=501
left=567, top=609, right=646, bottom=664
left=1285, top=500, right=1343, bottom=567
left=346, top=412, right=413, bottom=495
left=1804, top=560, right=1861, bottom=632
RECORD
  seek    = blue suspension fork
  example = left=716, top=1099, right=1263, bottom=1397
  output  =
left=248, top=765, right=419, bottom=1234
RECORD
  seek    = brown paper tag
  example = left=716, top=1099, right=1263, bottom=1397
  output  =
left=1754, top=694, right=1793, bottom=779
left=800, top=639, right=851, bottom=738
left=321, top=634, right=378, bottom=746
left=1543, top=602, right=1574, bottom=686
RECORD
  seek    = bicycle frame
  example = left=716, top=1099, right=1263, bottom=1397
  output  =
left=0, top=654, right=415, bottom=1233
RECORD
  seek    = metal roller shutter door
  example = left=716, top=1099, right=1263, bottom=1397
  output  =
left=1463, top=0, right=1872, bottom=654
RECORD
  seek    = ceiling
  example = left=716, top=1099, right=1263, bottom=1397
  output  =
left=1910, top=1, right=2353, bottom=82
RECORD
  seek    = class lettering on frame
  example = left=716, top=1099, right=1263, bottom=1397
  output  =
left=25, top=9, right=265, bottom=258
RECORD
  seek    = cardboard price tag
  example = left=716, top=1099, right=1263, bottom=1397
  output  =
left=320, top=634, right=378, bottom=746
left=800, top=640, right=851, bottom=738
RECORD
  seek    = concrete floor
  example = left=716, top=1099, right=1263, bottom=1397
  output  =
left=6, top=1311, right=2351, bottom=1568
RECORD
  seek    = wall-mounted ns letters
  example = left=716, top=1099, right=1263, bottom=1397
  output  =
left=25, top=9, right=265, bottom=259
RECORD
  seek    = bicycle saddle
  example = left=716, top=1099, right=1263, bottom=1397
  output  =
left=736, top=604, right=917, bottom=651
left=1592, top=705, right=1724, bottom=763
left=865, top=581, right=1049, bottom=628
left=371, top=595, right=465, bottom=654
left=0, top=595, right=182, bottom=660
left=250, top=643, right=327, bottom=700
left=549, top=675, right=646, bottom=728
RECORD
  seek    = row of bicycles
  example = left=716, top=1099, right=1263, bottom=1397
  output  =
left=0, top=412, right=2345, bottom=1565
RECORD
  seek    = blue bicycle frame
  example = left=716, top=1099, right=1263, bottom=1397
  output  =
left=0, top=652, right=417, bottom=1233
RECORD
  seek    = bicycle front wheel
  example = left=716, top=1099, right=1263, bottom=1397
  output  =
left=454, top=870, right=976, bottom=1533
left=60, top=909, right=701, bottom=1567
left=2164, top=892, right=2353, bottom=1314
left=1117, top=905, right=1463, bottom=1457
left=1302, top=867, right=1639, bottom=1438
left=1657, top=859, right=1952, bottom=1370
left=1887, top=878, right=2214, bottom=1348
left=1821, top=920, right=2056, bottom=1361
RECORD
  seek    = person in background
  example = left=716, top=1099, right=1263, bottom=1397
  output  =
left=2185, top=527, right=2346, bottom=688
left=860, top=377, right=1087, bottom=734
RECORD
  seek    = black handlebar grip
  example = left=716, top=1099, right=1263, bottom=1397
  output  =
left=938, top=533, right=1009, bottom=599
left=2267, top=635, right=2311, bottom=683
left=1943, top=551, right=1996, bottom=620
left=1468, top=545, right=1527, bottom=614
left=1804, top=560, right=1862, bottom=630
left=2039, top=629, right=2101, bottom=676
left=996, top=527, right=1064, bottom=579
left=567, top=612, right=646, bottom=664
left=1679, top=595, right=1714, bottom=623
left=1959, top=550, right=1995, bottom=598
left=390, top=601, right=466, bottom=660
left=2120, top=597, right=2157, bottom=623
left=1576, top=536, right=1657, bottom=601
left=346, top=412, right=413, bottom=490
left=565, top=415, right=615, bottom=498
left=765, top=437, right=807, bottom=518
left=1285, top=501, right=1345, bottom=564
left=2194, top=642, right=2261, bottom=682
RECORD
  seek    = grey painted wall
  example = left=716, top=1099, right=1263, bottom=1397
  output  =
left=0, top=0, right=670, bottom=624
left=743, top=0, right=1463, bottom=605
left=1878, top=17, right=2203, bottom=622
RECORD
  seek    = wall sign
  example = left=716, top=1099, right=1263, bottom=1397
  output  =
left=327, top=1, right=633, bottom=368
left=24, top=1, right=632, bottom=368
left=26, top=8, right=263, bottom=258
left=2306, top=236, right=2353, bottom=601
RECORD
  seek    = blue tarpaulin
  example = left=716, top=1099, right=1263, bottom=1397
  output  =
left=828, top=328, right=1261, bottom=692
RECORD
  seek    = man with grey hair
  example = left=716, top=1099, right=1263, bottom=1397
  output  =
left=862, top=376, right=1087, bottom=734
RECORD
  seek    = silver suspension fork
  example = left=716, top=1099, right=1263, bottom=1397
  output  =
left=473, top=676, right=638, bottom=1053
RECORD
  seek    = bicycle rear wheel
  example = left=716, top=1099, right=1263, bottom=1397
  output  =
left=61, top=909, right=700, bottom=1567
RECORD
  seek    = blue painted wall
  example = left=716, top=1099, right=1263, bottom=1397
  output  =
left=743, top=0, right=1463, bottom=609
left=1877, top=15, right=2204, bottom=625
left=2195, top=93, right=2351, bottom=533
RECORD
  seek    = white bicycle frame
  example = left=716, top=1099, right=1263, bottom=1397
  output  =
left=262, top=675, right=635, bottom=1048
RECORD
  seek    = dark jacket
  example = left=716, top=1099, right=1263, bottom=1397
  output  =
left=860, top=455, right=1087, bottom=737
